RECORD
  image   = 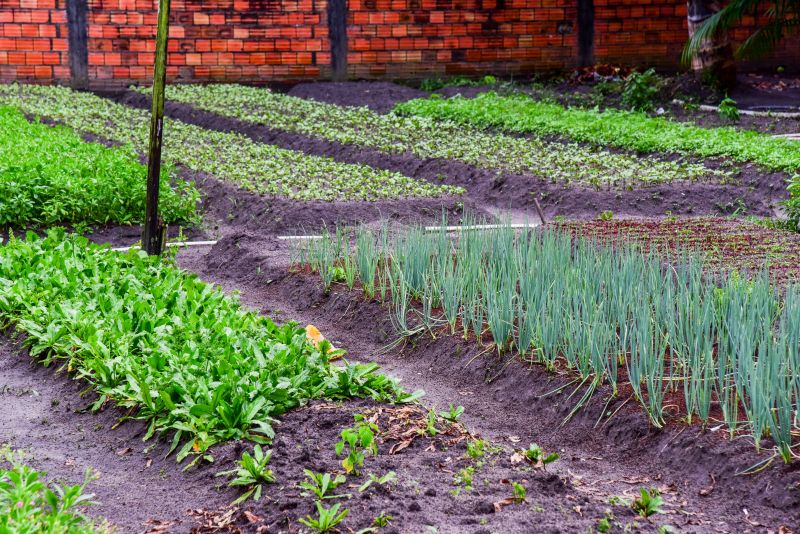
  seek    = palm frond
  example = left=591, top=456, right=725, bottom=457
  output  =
left=683, top=0, right=800, bottom=64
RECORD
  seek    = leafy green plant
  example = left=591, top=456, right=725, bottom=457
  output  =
left=597, top=210, right=614, bottom=221
left=438, top=403, right=464, bottom=423
left=139, top=83, right=720, bottom=189
left=336, top=415, right=379, bottom=475
left=216, top=445, right=276, bottom=505
left=299, top=470, right=349, bottom=500
left=420, top=74, right=498, bottom=91
left=524, top=443, right=560, bottom=467
left=298, top=501, right=349, bottom=533
left=372, top=511, right=393, bottom=527
left=512, top=481, right=526, bottom=503
left=631, top=488, right=664, bottom=518
left=358, top=471, right=397, bottom=492
left=597, top=516, right=612, bottom=533
left=454, top=466, right=475, bottom=490
left=621, top=69, right=662, bottom=111
left=466, top=439, right=488, bottom=460
left=0, top=106, right=197, bottom=227
left=683, top=0, right=800, bottom=62
left=787, top=174, right=800, bottom=231
left=718, top=96, right=740, bottom=122
left=0, top=231, right=410, bottom=467
left=0, top=446, right=106, bottom=533
left=424, top=409, right=441, bottom=437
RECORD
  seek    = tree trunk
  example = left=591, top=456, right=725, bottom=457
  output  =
left=686, top=0, right=737, bottom=89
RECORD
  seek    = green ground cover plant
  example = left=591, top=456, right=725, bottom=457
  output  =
left=0, top=230, right=415, bottom=466
left=298, top=220, right=800, bottom=463
left=0, top=105, right=197, bottom=227
left=151, top=84, right=723, bottom=188
left=0, top=85, right=457, bottom=202
left=0, top=446, right=107, bottom=533
left=395, top=92, right=800, bottom=174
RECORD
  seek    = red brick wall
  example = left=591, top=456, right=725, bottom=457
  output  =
left=87, top=0, right=327, bottom=84
left=347, top=0, right=576, bottom=78
left=0, top=0, right=70, bottom=82
left=0, top=0, right=798, bottom=85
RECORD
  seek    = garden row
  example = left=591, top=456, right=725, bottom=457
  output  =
left=0, top=84, right=459, bottom=204
left=0, top=231, right=413, bottom=462
left=396, top=92, right=800, bottom=226
left=298, top=220, right=800, bottom=464
left=396, top=92, right=800, bottom=173
left=0, top=105, right=197, bottom=228
left=150, top=84, right=724, bottom=188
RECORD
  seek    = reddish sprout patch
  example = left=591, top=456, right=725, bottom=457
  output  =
left=554, top=218, right=800, bottom=285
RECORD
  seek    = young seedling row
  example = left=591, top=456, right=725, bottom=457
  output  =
left=152, top=83, right=723, bottom=188
left=298, top=220, right=800, bottom=464
left=0, top=84, right=460, bottom=202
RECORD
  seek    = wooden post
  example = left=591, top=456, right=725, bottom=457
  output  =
left=142, top=0, right=171, bottom=255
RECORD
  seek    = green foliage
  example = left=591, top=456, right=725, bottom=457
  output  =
left=299, top=470, right=349, bottom=500
left=524, top=443, right=560, bottom=467
left=372, top=511, right=393, bottom=527
left=466, top=439, right=500, bottom=460
left=216, top=445, right=276, bottom=505
left=0, top=446, right=107, bottom=533
left=0, top=230, right=409, bottom=465
left=358, top=471, right=397, bottom=492
left=438, top=403, right=464, bottom=423
left=787, top=174, right=800, bottom=231
left=424, top=409, right=441, bottom=437
left=0, top=84, right=456, bottom=202
left=395, top=92, right=800, bottom=174
left=0, top=106, right=197, bottom=227
left=597, top=516, right=612, bottom=533
left=149, top=83, right=719, bottom=188
left=717, top=96, right=740, bottom=122
left=631, top=488, right=664, bottom=518
left=298, top=501, right=349, bottom=533
left=511, top=481, right=526, bottom=503
left=303, top=220, right=800, bottom=458
left=620, top=69, right=662, bottom=111
left=419, top=74, right=498, bottom=92
left=454, top=466, right=475, bottom=490
left=335, top=415, right=379, bottom=475
left=683, top=0, right=800, bottom=61
left=597, top=210, right=614, bottom=221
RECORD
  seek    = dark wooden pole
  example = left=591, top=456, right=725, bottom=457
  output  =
left=66, top=0, right=89, bottom=89
left=142, top=0, right=171, bottom=255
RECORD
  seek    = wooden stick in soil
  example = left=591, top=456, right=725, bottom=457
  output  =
left=533, top=196, right=547, bottom=225
left=142, top=0, right=171, bottom=256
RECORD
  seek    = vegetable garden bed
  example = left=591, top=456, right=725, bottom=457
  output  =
left=0, top=105, right=197, bottom=228
left=0, top=85, right=459, bottom=202
left=1, top=79, right=799, bottom=533
left=149, top=84, right=724, bottom=188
